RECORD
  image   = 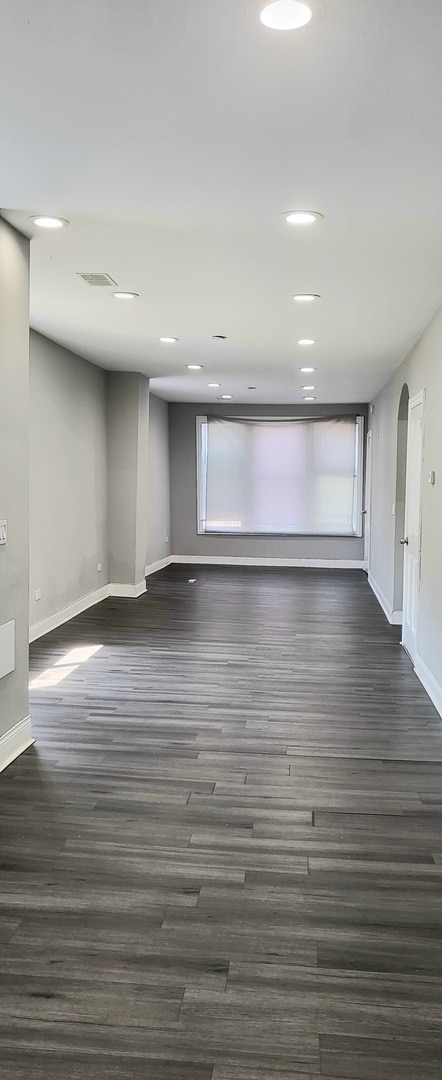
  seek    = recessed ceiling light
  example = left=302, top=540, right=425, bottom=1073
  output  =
left=294, top=294, right=320, bottom=303
left=248, top=386, right=257, bottom=390
left=304, top=396, right=316, bottom=401
left=284, top=211, right=323, bottom=225
left=300, top=367, right=315, bottom=373
left=302, top=385, right=316, bottom=391
left=31, top=216, right=69, bottom=229
left=208, top=382, right=221, bottom=388
left=187, top=364, right=203, bottom=370
left=160, top=336, right=179, bottom=343
left=298, top=339, right=316, bottom=346
left=112, top=292, right=139, bottom=300
left=221, top=395, right=233, bottom=400
left=260, top=1, right=312, bottom=31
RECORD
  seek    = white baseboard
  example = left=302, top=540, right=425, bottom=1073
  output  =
left=0, top=716, right=34, bottom=774
left=145, top=556, right=172, bottom=577
left=172, top=556, right=365, bottom=569
left=29, top=585, right=110, bottom=643
left=414, top=653, right=442, bottom=719
left=28, top=558, right=368, bottom=644
left=108, top=581, right=147, bottom=599
left=368, top=573, right=402, bottom=625
left=30, top=579, right=148, bottom=642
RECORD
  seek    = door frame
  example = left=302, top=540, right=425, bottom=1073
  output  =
left=364, top=429, right=373, bottom=571
left=401, top=389, right=425, bottom=659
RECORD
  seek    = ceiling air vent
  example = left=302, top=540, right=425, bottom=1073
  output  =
left=77, top=273, right=118, bottom=287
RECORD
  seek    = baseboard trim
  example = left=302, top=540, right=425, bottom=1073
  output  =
left=28, top=557, right=369, bottom=643
left=368, top=573, right=402, bottom=625
left=171, top=556, right=365, bottom=569
left=30, top=585, right=110, bottom=643
left=30, top=579, right=149, bottom=642
left=0, top=716, right=34, bottom=774
left=108, top=581, right=147, bottom=599
left=414, top=654, right=442, bottom=719
left=145, top=556, right=172, bottom=577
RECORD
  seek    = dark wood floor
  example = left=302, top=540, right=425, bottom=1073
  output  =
left=1, top=566, right=442, bottom=1079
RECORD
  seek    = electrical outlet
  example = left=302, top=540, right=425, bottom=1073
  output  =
left=97, top=562, right=102, bottom=572
left=0, top=520, right=7, bottom=545
left=35, top=589, right=42, bottom=601
left=165, top=535, right=169, bottom=543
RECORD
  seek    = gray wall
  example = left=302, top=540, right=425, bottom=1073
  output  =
left=0, top=220, right=30, bottom=739
left=29, top=332, right=108, bottom=628
left=169, top=403, right=367, bottom=561
left=30, top=355, right=156, bottom=623
left=107, top=372, right=149, bottom=587
left=369, top=302, right=442, bottom=688
left=135, top=377, right=150, bottom=586
left=146, top=394, right=171, bottom=568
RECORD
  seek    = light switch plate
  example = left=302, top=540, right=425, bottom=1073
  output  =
left=0, top=520, right=7, bottom=545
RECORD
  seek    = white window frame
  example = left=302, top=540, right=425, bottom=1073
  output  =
left=196, top=414, right=364, bottom=538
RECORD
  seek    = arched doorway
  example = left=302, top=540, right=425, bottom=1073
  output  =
left=393, top=384, right=409, bottom=617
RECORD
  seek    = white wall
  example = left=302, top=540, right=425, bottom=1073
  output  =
left=0, top=220, right=31, bottom=753
left=29, top=332, right=108, bottom=629
left=146, top=394, right=170, bottom=568
left=369, top=303, right=442, bottom=703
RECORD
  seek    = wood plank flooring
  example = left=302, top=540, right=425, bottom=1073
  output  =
left=1, top=565, right=442, bottom=1079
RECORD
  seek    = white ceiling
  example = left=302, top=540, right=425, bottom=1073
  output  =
left=2, top=0, right=442, bottom=403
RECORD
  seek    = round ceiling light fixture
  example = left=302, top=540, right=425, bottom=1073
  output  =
left=302, top=385, right=316, bottom=390
left=187, top=364, right=203, bottom=370
left=304, top=396, right=316, bottom=401
left=260, top=1, right=312, bottom=30
left=298, top=339, right=316, bottom=346
left=284, top=210, right=323, bottom=225
left=160, top=337, right=179, bottom=343
left=31, top=216, right=69, bottom=229
left=112, top=292, right=139, bottom=300
left=208, top=383, right=221, bottom=388
left=294, top=294, right=320, bottom=303
left=300, top=367, right=315, bottom=373
left=221, top=394, right=233, bottom=400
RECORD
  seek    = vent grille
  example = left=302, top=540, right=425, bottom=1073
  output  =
left=77, top=273, right=118, bottom=287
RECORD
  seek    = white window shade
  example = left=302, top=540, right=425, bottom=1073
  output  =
left=197, top=416, right=364, bottom=537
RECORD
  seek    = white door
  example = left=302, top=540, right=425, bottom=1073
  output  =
left=402, top=392, right=425, bottom=661
left=364, top=430, right=373, bottom=570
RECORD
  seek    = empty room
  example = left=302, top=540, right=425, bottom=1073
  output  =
left=1, top=2, right=442, bottom=1078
